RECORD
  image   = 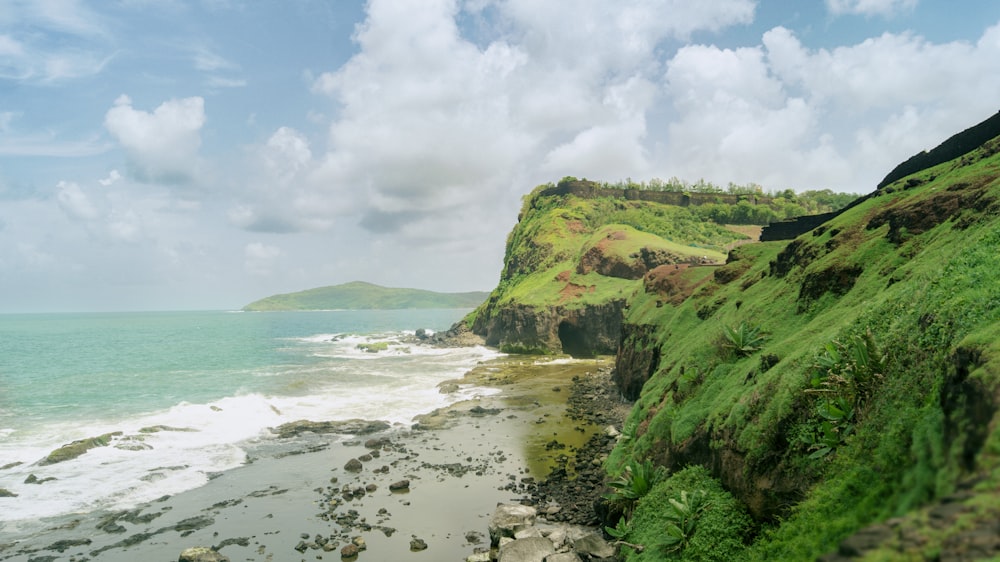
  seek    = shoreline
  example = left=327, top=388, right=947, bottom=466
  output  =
left=0, top=355, right=627, bottom=561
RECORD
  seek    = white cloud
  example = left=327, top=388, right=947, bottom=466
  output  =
left=264, top=127, right=312, bottom=183
left=107, top=208, right=142, bottom=242
left=826, top=0, right=918, bottom=17
left=18, top=0, right=110, bottom=38
left=193, top=47, right=238, bottom=72
left=0, top=111, right=15, bottom=132
left=56, top=180, right=101, bottom=221
left=0, top=1, right=114, bottom=83
left=99, top=169, right=122, bottom=187
left=244, top=242, right=281, bottom=276
left=104, top=95, right=206, bottom=183
left=657, top=23, right=1000, bottom=190
left=302, top=0, right=759, bottom=240
left=0, top=35, right=24, bottom=57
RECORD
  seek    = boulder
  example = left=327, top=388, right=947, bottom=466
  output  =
left=344, top=458, right=363, bottom=472
left=572, top=532, right=615, bottom=559
left=178, top=547, right=230, bottom=562
left=546, top=553, right=583, bottom=562
left=388, top=479, right=410, bottom=491
left=497, top=537, right=555, bottom=562
left=489, top=504, right=537, bottom=546
left=272, top=419, right=390, bottom=439
left=39, top=431, right=123, bottom=465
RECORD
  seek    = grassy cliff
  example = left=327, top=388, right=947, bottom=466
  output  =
left=467, top=181, right=750, bottom=354
left=606, top=132, right=1000, bottom=559
left=243, top=281, right=488, bottom=311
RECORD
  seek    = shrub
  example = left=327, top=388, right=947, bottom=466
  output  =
left=801, top=330, right=884, bottom=458
left=722, top=321, right=766, bottom=357
left=605, top=458, right=668, bottom=516
left=623, top=466, right=754, bottom=561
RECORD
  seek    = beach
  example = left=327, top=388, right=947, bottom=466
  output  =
left=0, top=355, right=627, bottom=562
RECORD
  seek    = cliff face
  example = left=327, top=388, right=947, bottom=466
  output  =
left=466, top=182, right=745, bottom=356
left=606, top=118, right=1000, bottom=560
left=473, top=299, right=626, bottom=356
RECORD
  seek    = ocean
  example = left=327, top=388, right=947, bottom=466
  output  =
left=0, top=309, right=500, bottom=533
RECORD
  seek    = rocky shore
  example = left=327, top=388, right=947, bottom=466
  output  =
left=0, top=356, right=629, bottom=562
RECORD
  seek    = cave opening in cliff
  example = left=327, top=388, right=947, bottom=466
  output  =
left=558, top=321, right=594, bottom=358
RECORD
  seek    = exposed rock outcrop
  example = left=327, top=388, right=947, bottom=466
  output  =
left=614, top=323, right=660, bottom=401
left=472, top=300, right=626, bottom=357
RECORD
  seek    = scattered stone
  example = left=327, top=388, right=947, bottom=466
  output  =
left=409, top=537, right=428, bottom=551
left=344, top=458, right=364, bottom=472
left=352, top=536, right=367, bottom=550
left=172, top=516, right=214, bottom=533
left=572, top=532, right=615, bottom=559
left=340, top=543, right=359, bottom=558
left=497, top=536, right=555, bottom=562
left=546, top=552, right=583, bottom=562
left=389, top=479, right=410, bottom=492
left=489, top=504, right=537, bottom=546
left=364, top=437, right=389, bottom=449
left=469, top=405, right=502, bottom=416
left=178, top=546, right=230, bottom=562
left=1, top=461, right=23, bottom=470
left=44, top=538, right=92, bottom=552
left=465, top=531, right=485, bottom=544
left=25, top=473, right=57, bottom=484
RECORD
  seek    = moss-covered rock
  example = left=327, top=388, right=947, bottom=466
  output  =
left=39, top=431, right=123, bottom=465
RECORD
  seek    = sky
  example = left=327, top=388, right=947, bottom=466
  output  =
left=2, top=0, right=1000, bottom=313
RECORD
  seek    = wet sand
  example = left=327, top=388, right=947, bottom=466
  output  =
left=0, top=356, right=621, bottom=562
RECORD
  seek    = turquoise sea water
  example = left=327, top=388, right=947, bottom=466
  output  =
left=0, top=309, right=499, bottom=527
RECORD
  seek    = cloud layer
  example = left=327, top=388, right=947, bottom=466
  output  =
left=4, top=0, right=1000, bottom=311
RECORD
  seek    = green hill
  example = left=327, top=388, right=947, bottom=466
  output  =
left=471, top=113, right=1000, bottom=560
left=466, top=179, right=761, bottom=354
left=242, top=281, right=489, bottom=311
left=604, top=125, right=1000, bottom=558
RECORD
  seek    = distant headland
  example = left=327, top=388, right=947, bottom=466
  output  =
left=242, top=281, right=489, bottom=311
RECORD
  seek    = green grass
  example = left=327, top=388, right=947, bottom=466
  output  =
left=621, top=466, right=754, bottom=562
left=609, top=137, right=1000, bottom=559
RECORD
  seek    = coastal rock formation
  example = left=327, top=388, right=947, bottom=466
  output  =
left=473, top=300, right=626, bottom=357
left=460, top=180, right=742, bottom=356
left=178, top=547, right=230, bottom=562
left=39, top=431, right=123, bottom=465
left=613, top=323, right=660, bottom=401
left=272, top=419, right=391, bottom=439
left=481, top=504, right=615, bottom=562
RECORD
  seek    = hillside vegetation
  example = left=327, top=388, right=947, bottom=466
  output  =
left=472, top=113, right=1000, bottom=560
left=467, top=185, right=753, bottom=354
left=606, top=130, right=1000, bottom=559
left=243, top=281, right=488, bottom=311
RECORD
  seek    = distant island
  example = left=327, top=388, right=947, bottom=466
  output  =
left=242, top=281, right=490, bottom=311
